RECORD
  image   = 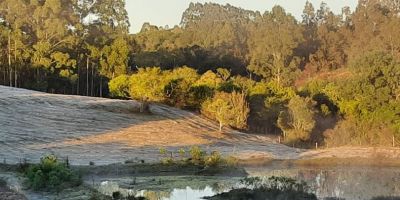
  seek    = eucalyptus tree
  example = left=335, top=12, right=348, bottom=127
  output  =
left=247, top=6, right=304, bottom=86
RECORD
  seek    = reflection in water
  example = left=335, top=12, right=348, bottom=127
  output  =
left=164, top=186, right=214, bottom=200
left=247, top=166, right=400, bottom=200
left=97, top=166, right=400, bottom=200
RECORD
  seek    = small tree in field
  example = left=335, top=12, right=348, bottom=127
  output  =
left=203, top=98, right=231, bottom=131
left=202, top=91, right=250, bottom=131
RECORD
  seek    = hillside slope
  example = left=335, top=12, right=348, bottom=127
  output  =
left=2, top=86, right=400, bottom=165
left=0, top=86, right=302, bottom=165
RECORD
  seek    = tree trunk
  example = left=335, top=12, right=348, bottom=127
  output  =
left=86, top=56, right=89, bottom=96
left=99, top=76, right=103, bottom=97
left=8, top=32, right=12, bottom=87
left=219, top=121, right=223, bottom=132
left=3, top=68, right=5, bottom=85
left=14, top=36, right=17, bottom=88
left=77, top=61, right=80, bottom=95
left=91, top=63, right=94, bottom=96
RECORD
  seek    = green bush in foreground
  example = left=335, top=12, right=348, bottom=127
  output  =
left=158, top=146, right=238, bottom=168
left=25, top=155, right=81, bottom=191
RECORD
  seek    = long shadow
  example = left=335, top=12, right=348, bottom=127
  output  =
left=0, top=86, right=199, bottom=164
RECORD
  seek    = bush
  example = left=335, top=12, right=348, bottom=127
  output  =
left=157, top=147, right=236, bottom=169
left=205, top=151, right=222, bottom=167
left=189, top=146, right=205, bottom=164
left=109, top=75, right=130, bottom=98
left=164, top=66, right=200, bottom=107
left=320, top=104, right=331, bottom=116
left=324, top=118, right=397, bottom=147
left=201, top=91, right=250, bottom=131
left=277, top=95, right=316, bottom=143
left=129, top=67, right=169, bottom=102
left=25, top=155, right=81, bottom=191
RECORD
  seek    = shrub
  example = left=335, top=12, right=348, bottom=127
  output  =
left=109, top=75, right=130, bottom=98
left=178, top=148, right=186, bottom=158
left=205, top=151, right=222, bottom=167
left=158, top=147, right=234, bottom=168
left=277, top=95, right=316, bottom=143
left=225, top=156, right=239, bottom=167
left=188, top=85, right=214, bottom=108
left=25, top=155, right=81, bottom=191
left=194, top=70, right=223, bottom=89
left=164, top=66, right=200, bottom=107
left=129, top=67, right=169, bottom=102
left=201, top=91, right=250, bottom=131
left=159, top=147, right=175, bottom=165
left=189, top=146, right=205, bottom=164
left=320, top=104, right=331, bottom=116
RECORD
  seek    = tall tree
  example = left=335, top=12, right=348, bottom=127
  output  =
left=247, top=6, right=304, bottom=85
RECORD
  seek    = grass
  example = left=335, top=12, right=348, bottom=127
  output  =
left=294, top=157, right=400, bottom=167
left=0, top=178, right=6, bottom=187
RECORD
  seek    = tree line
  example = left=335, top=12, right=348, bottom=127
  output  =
left=1, top=0, right=399, bottom=147
left=0, top=0, right=129, bottom=95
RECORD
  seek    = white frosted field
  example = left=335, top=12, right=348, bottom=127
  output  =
left=2, top=86, right=400, bottom=166
left=0, top=86, right=301, bottom=165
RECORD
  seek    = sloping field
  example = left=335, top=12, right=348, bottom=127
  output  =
left=2, top=86, right=400, bottom=166
left=0, top=86, right=301, bottom=165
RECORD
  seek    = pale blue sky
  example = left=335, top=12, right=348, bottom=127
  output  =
left=126, top=0, right=358, bottom=33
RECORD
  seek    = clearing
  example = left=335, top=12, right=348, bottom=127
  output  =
left=1, top=85, right=400, bottom=165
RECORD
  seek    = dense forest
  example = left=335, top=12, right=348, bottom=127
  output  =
left=1, top=0, right=399, bottom=147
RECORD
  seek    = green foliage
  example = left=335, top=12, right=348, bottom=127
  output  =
left=164, top=66, right=200, bottom=107
left=247, top=6, right=303, bottom=85
left=109, top=75, right=130, bottom=98
left=264, top=81, right=296, bottom=108
left=158, top=146, right=230, bottom=167
left=320, top=104, right=331, bottom=116
left=178, top=148, right=186, bottom=158
left=194, top=70, right=223, bottom=89
left=201, top=91, right=250, bottom=130
left=204, top=151, right=222, bottom=167
left=129, top=67, right=168, bottom=102
left=100, top=37, right=130, bottom=79
left=187, top=85, right=214, bottom=108
left=3, top=0, right=400, bottom=148
left=189, top=146, right=205, bottom=163
left=159, top=147, right=167, bottom=155
left=278, top=96, right=316, bottom=143
left=25, top=155, right=81, bottom=191
left=216, top=68, right=231, bottom=81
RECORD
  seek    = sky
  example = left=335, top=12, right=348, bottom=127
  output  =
left=126, top=0, right=358, bottom=34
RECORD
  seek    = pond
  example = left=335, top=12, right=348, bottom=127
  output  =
left=93, top=163, right=400, bottom=200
